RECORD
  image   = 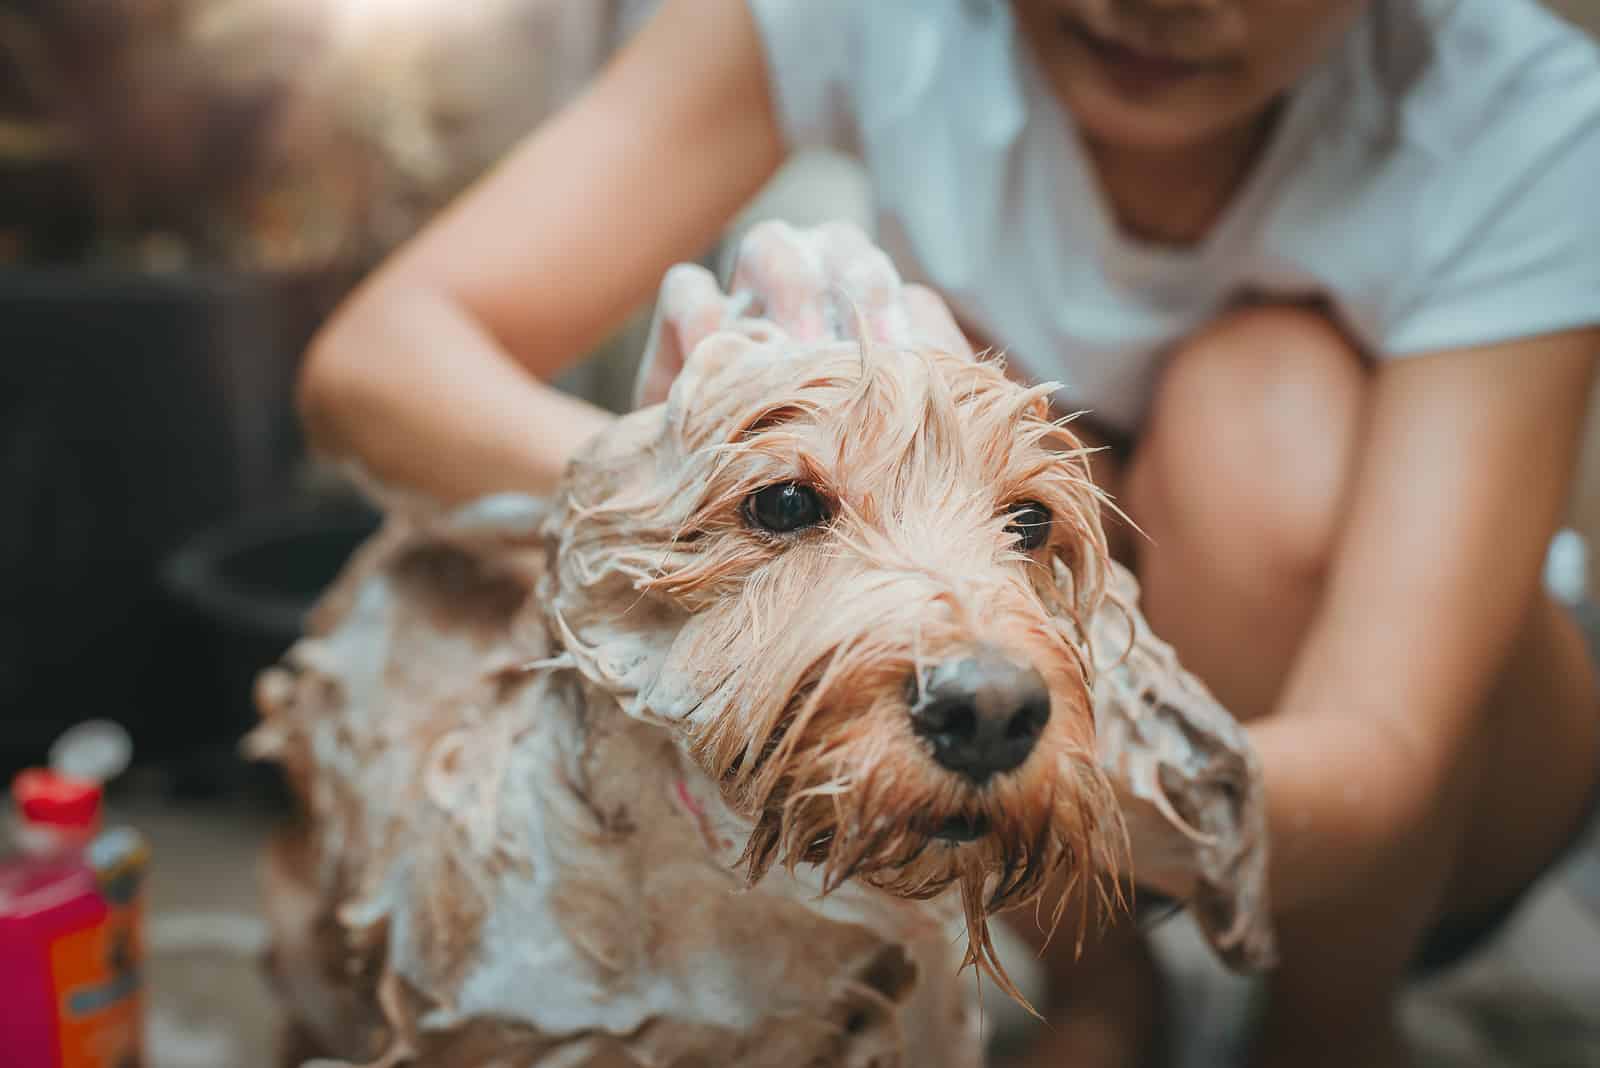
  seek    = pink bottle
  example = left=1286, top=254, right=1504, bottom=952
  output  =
left=0, top=724, right=147, bottom=1068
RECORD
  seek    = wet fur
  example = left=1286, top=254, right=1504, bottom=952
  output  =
left=253, top=223, right=1273, bottom=1067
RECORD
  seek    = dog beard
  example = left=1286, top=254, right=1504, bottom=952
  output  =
left=679, top=594, right=1128, bottom=1004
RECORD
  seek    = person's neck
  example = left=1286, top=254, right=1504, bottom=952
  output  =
left=1085, top=100, right=1284, bottom=248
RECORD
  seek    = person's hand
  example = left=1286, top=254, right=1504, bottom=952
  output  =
left=634, top=220, right=974, bottom=408
left=726, top=219, right=975, bottom=353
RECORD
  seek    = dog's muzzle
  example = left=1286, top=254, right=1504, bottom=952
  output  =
left=910, top=645, right=1051, bottom=785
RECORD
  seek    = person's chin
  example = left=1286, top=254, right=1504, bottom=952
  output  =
left=1061, top=79, right=1239, bottom=153
left=1045, top=18, right=1256, bottom=152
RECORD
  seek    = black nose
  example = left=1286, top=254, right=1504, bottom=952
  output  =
left=909, top=648, right=1051, bottom=782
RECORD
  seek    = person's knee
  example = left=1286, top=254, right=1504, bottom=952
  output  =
left=1124, top=305, right=1367, bottom=587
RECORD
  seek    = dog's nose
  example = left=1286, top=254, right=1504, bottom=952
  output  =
left=910, top=648, right=1051, bottom=782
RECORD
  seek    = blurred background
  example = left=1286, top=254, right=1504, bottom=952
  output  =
left=0, top=0, right=656, bottom=785
left=1, top=1, right=1597, bottom=1065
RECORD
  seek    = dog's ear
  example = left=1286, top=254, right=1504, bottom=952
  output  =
left=1085, top=560, right=1278, bottom=972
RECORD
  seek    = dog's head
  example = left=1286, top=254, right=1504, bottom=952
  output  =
left=547, top=274, right=1125, bottom=985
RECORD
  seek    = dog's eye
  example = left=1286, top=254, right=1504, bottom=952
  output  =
left=1005, top=502, right=1052, bottom=551
left=746, top=482, right=829, bottom=534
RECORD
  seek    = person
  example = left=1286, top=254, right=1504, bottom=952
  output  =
left=296, top=1, right=1600, bottom=1064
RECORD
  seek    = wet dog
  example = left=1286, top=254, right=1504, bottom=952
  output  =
left=251, top=222, right=1273, bottom=1067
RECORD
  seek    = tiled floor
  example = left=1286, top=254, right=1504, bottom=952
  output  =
left=124, top=790, right=284, bottom=1068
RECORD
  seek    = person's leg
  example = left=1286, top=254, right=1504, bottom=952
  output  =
left=997, top=905, right=1168, bottom=1068
left=1120, top=304, right=1600, bottom=1067
left=1122, top=304, right=1367, bottom=722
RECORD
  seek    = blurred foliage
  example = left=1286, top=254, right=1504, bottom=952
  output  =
left=0, top=0, right=646, bottom=273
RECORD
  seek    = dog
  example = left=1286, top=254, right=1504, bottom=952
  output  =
left=250, top=222, right=1273, bottom=1067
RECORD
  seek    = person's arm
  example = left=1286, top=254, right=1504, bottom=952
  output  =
left=1248, top=327, right=1599, bottom=912
left=298, top=0, right=786, bottom=503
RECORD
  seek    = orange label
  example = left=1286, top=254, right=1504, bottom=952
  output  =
left=47, top=895, right=143, bottom=1068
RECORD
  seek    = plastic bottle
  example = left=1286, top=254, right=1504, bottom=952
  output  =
left=0, top=722, right=147, bottom=1068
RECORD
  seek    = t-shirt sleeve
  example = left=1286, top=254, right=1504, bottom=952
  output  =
left=745, top=0, right=863, bottom=151
left=1381, top=81, right=1600, bottom=356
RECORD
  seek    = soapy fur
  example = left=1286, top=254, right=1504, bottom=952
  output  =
left=251, top=222, right=1273, bottom=1067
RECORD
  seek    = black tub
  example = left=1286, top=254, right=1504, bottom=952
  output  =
left=159, top=505, right=379, bottom=795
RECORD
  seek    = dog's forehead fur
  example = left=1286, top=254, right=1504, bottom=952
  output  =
left=672, top=336, right=1090, bottom=509
left=561, top=333, right=1106, bottom=644
left=729, top=349, right=1093, bottom=554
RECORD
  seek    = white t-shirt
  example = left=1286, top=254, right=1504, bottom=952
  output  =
left=747, top=0, right=1600, bottom=433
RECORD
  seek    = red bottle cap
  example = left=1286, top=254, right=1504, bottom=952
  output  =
left=11, top=768, right=103, bottom=831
